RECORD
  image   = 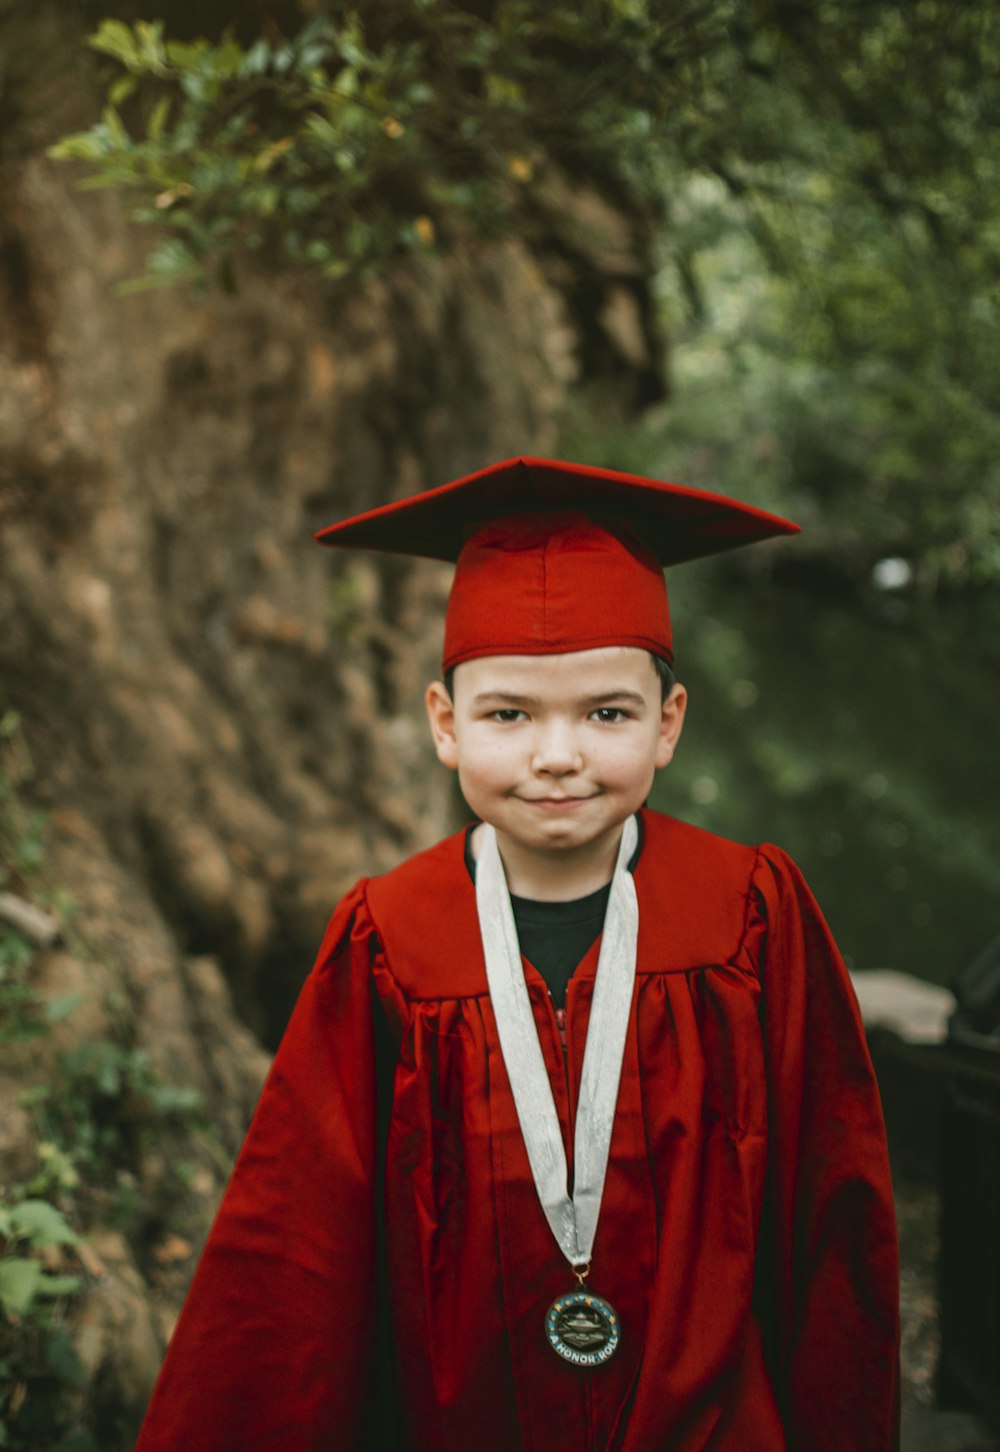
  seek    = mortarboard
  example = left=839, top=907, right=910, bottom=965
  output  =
left=315, top=456, right=799, bottom=670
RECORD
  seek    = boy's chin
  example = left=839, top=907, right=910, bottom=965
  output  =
left=492, top=807, right=635, bottom=852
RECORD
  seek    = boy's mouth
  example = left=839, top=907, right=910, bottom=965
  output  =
left=523, top=795, right=594, bottom=808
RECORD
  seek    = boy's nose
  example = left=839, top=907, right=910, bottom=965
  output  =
left=530, top=724, right=584, bottom=774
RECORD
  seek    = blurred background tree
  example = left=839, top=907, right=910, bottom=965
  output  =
left=52, top=0, right=1000, bottom=981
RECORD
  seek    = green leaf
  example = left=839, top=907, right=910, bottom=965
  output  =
left=89, top=20, right=142, bottom=68
left=45, top=993, right=83, bottom=1024
left=145, top=1082, right=203, bottom=1116
left=0, top=933, right=34, bottom=975
left=148, top=97, right=173, bottom=142
left=135, top=19, right=167, bottom=72
left=339, top=20, right=370, bottom=71
left=101, top=107, right=130, bottom=151
left=253, top=136, right=295, bottom=173
left=10, top=1200, right=77, bottom=1249
left=46, top=1328, right=85, bottom=1386
left=37, top=1273, right=82, bottom=1299
left=119, top=237, right=204, bottom=293
left=178, top=71, right=207, bottom=104
left=47, top=132, right=103, bottom=163
left=0, top=1257, right=43, bottom=1316
left=331, top=66, right=360, bottom=98
left=240, top=39, right=272, bottom=76
left=109, top=75, right=138, bottom=106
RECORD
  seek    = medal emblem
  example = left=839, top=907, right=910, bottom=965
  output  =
left=546, top=1289, right=621, bottom=1366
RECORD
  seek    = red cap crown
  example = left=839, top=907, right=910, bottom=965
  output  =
left=444, top=511, right=672, bottom=669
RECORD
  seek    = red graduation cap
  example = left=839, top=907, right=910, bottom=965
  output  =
left=315, top=456, right=799, bottom=669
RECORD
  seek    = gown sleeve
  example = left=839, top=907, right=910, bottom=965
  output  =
left=754, top=846, right=901, bottom=1452
left=133, top=879, right=384, bottom=1452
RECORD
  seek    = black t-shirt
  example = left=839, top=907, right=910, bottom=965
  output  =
left=463, top=823, right=642, bottom=1009
left=507, top=885, right=611, bottom=1008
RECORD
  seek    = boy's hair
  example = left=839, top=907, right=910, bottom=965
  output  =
left=443, top=653, right=676, bottom=702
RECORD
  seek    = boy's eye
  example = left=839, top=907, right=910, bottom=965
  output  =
left=591, top=707, right=630, bottom=723
left=491, top=709, right=526, bottom=722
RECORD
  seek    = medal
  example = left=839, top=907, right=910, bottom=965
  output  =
left=545, top=1263, right=622, bottom=1366
left=475, top=816, right=639, bottom=1365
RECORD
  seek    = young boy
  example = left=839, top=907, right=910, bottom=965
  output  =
left=135, top=457, right=900, bottom=1451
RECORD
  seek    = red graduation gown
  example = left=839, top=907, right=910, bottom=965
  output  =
left=135, top=810, right=900, bottom=1451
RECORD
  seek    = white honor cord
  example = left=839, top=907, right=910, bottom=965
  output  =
left=475, top=815, right=639, bottom=1269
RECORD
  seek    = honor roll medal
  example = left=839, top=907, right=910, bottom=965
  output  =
left=475, top=815, right=639, bottom=1367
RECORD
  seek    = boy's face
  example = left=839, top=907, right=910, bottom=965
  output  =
left=426, top=647, right=686, bottom=867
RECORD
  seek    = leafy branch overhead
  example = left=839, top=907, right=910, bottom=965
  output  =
left=51, top=2, right=1000, bottom=290
left=50, top=3, right=723, bottom=288
left=49, top=1, right=1000, bottom=588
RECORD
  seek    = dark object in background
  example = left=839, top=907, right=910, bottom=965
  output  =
left=952, top=933, right=1000, bottom=1040
left=937, top=932, right=1000, bottom=1439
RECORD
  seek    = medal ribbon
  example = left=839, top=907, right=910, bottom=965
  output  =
left=475, top=815, right=639, bottom=1269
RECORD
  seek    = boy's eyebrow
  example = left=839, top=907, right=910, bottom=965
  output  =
left=470, top=689, right=649, bottom=708
left=470, top=692, right=539, bottom=706
left=580, top=690, right=649, bottom=708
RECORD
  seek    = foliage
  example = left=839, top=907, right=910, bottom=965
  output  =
left=50, top=2, right=1000, bottom=592
left=0, top=805, right=89, bottom=1452
left=27, top=1040, right=205, bottom=1195
left=49, top=2, right=734, bottom=289
left=0, top=722, right=204, bottom=1451
left=0, top=712, right=45, bottom=886
left=0, top=929, right=44, bottom=1048
left=0, top=1191, right=88, bottom=1452
left=1, top=712, right=49, bottom=1052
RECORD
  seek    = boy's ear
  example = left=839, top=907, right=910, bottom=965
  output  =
left=425, top=680, right=459, bottom=770
left=655, top=681, right=687, bottom=769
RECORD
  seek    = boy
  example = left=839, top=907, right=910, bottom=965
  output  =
left=135, top=457, right=900, bottom=1450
